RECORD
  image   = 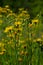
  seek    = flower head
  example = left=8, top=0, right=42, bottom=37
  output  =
left=5, top=5, right=9, bottom=8
left=4, top=26, right=13, bottom=33
left=32, top=19, right=39, bottom=24
left=14, top=21, right=22, bottom=25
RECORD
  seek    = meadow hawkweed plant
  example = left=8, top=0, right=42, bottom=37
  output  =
left=0, top=5, right=43, bottom=65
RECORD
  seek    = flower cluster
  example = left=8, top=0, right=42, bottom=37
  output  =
left=0, top=5, right=43, bottom=65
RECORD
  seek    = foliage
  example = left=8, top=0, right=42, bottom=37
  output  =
left=0, top=6, right=43, bottom=65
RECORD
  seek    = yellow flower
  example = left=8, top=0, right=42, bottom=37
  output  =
left=28, top=23, right=33, bottom=27
left=6, top=9, right=10, bottom=11
left=32, top=19, right=39, bottom=24
left=2, top=8, right=7, bottom=13
left=36, top=38, right=42, bottom=44
left=4, top=26, right=13, bottom=33
left=0, top=42, right=5, bottom=47
left=17, top=28, right=22, bottom=31
left=22, top=10, right=27, bottom=13
left=19, top=8, right=24, bottom=11
left=0, top=15, right=3, bottom=17
left=5, top=5, right=9, bottom=8
left=36, top=38, right=42, bottom=41
left=0, top=42, right=6, bottom=55
left=14, top=21, right=22, bottom=25
left=0, top=51, right=4, bottom=55
left=0, top=7, right=2, bottom=12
